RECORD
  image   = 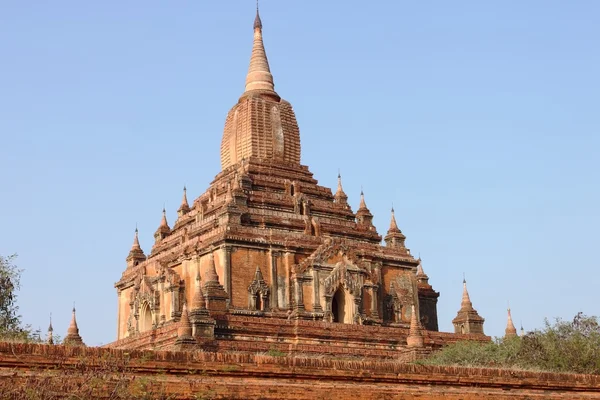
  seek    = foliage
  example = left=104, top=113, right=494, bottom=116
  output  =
left=422, top=313, right=600, bottom=375
left=266, top=348, right=286, bottom=357
left=0, top=254, right=22, bottom=332
left=0, top=254, right=45, bottom=343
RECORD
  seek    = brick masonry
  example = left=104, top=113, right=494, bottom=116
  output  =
left=1, top=343, right=599, bottom=399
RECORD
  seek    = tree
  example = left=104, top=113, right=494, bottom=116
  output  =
left=422, top=313, right=600, bottom=375
left=0, top=254, right=22, bottom=332
left=0, top=254, right=37, bottom=341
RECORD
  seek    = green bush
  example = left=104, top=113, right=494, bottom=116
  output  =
left=422, top=313, right=600, bottom=375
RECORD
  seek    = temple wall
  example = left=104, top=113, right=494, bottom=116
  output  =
left=302, top=283, right=313, bottom=312
left=117, top=287, right=132, bottom=340
left=3, top=343, right=599, bottom=399
left=230, top=248, right=271, bottom=309
left=362, top=287, right=373, bottom=317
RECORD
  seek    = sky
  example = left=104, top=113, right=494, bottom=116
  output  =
left=1, top=1, right=599, bottom=346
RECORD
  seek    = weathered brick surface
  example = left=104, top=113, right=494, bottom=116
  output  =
left=0, top=343, right=599, bottom=399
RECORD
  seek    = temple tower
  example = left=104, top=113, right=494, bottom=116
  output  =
left=505, top=307, right=517, bottom=338
left=452, top=279, right=485, bottom=334
left=113, top=6, right=447, bottom=351
left=63, top=307, right=85, bottom=346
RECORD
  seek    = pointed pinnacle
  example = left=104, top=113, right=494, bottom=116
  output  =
left=254, top=0, right=262, bottom=30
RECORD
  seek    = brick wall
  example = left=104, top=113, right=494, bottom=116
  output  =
left=0, top=343, right=599, bottom=399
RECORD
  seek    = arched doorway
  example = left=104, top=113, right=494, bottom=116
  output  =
left=331, top=294, right=339, bottom=322
left=140, top=303, right=153, bottom=332
left=332, top=287, right=353, bottom=324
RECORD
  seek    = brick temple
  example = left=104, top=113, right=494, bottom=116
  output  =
left=109, top=8, right=488, bottom=358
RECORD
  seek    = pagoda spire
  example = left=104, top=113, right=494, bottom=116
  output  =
left=505, top=306, right=517, bottom=338
left=406, top=305, right=424, bottom=348
left=356, top=188, right=375, bottom=228
left=460, top=278, right=473, bottom=310
left=245, top=2, right=275, bottom=93
left=416, top=257, right=429, bottom=283
left=154, top=207, right=171, bottom=242
left=175, top=303, right=195, bottom=345
left=63, top=306, right=84, bottom=346
left=452, top=278, right=485, bottom=335
left=191, top=271, right=206, bottom=312
left=388, top=206, right=401, bottom=233
left=384, top=206, right=406, bottom=249
left=132, top=227, right=141, bottom=250
left=47, top=314, right=54, bottom=345
left=358, top=189, right=367, bottom=210
left=126, top=226, right=146, bottom=268
left=177, top=186, right=190, bottom=216
left=333, top=172, right=348, bottom=206
left=160, top=207, right=169, bottom=228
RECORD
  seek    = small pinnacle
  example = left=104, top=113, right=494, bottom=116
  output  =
left=254, top=1, right=262, bottom=30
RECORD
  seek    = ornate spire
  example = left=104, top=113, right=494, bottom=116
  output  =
left=191, top=271, right=206, bottom=311
left=177, top=186, right=190, bottom=216
left=406, top=305, right=424, bottom=348
left=460, top=279, right=473, bottom=310
left=160, top=207, right=169, bottom=228
left=175, top=303, right=195, bottom=345
left=254, top=1, right=262, bottom=30
left=358, top=189, right=367, bottom=210
left=254, top=265, right=264, bottom=282
left=64, top=307, right=84, bottom=346
left=245, top=4, right=275, bottom=93
left=505, top=307, right=517, bottom=338
left=204, top=252, right=220, bottom=285
left=333, top=172, right=349, bottom=206
left=416, top=257, right=430, bottom=284
left=452, top=278, right=485, bottom=335
left=202, top=251, right=229, bottom=312
left=388, top=206, right=401, bottom=233
left=132, top=227, right=141, bottom=250
left=520, top=324, right=525, bottom=337
left=336, top=172, right=344, bottom=194
left=127, top=226, right=146, bottom=267
left=154, top=207, right=171, bottom=241
left=416, top=258, right=425, bottom=276
left=384, top=205, right=405, bottom=248
left=355, top=188, right=375, bottom=228
left=47, top=314, right=54, bottom=345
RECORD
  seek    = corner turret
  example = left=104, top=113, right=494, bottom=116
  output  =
left=384, top=207, right=406, bottom=249
left=126, top=227, right=146, bottom=268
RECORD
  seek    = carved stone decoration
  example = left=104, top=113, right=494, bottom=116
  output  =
left=248, top=266, right=270, bottom=311
left=129, top=272, right=164, bottom=334
left=384, top=274, right=419, bottom=324
left=271, top=105, right=284, bottom=159
left=322, top=261, right=364, bottom=324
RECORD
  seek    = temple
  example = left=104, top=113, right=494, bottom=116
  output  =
left=109, top=8, right=488, bottom=358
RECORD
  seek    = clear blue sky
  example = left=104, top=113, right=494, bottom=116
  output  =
left=1, top=1, right=598, bottom=346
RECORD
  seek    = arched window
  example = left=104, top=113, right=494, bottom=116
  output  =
left=140, top=303, right=153, bottom=332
